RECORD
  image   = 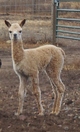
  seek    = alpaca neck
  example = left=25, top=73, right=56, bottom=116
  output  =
left=11, top=39, right=24, bottom=64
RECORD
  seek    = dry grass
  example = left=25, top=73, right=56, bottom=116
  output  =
left=64, top=62, right=80, bottom=70
left=60, top=2, right=80, bottom=9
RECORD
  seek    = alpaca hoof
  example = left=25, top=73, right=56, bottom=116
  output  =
left=55, top=111, right=60, bottom=115
left=38, top=112, right=44, bottom=116
left=50, top=111, right=55, bottom=115
left=15, top=111, right=22, bottom=116
left=38, top=108, right=44, bottom=116
left=50, top=110, right=60, bottom=116
left=15, top=112, right=19, bottom=116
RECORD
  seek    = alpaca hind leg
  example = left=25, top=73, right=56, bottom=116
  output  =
left=46, top=68, right=65, bottom=115
left=52, top=79, right=65, bottom=115
left=44, top=71, right=57, bottom=114
left=32, top=74, right=44, bottom=115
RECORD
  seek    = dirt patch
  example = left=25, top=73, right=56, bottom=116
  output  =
left=0, top=39, right=80, bottom=132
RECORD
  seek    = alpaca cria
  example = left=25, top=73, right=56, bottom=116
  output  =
left=5, top=19, right=65, bottom=116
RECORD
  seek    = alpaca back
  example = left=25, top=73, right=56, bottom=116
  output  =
left=21, top=45, right=65, bottom=72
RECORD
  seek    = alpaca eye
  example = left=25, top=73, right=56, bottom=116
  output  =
left=9, top=31, right=12, bottom=33
left=19, top=31, right=22, bottom=33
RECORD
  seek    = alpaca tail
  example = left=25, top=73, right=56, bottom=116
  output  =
left=59, top=48, right=66, bottom=58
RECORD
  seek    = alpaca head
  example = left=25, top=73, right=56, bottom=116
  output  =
left=5, top=19, right=26, bottom=41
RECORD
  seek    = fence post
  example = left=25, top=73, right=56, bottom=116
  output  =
left=51, top=0, right=57, bottom=45
left=33, top=0, right=36, bottom=14
left=56, top=1, right=59, bottom=36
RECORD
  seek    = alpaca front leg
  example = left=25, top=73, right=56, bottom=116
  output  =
left=15, top=76, right=25, bottom=116
left=16, top=88, right=24, bottom=115
left=32, top=77, right=44, bottom=115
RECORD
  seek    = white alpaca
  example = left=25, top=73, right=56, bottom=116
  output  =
left=5, top=19, right=65, bottom=116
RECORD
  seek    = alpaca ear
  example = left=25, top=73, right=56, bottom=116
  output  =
left=20, top=19, right=26, bottom=27
left=5, top=20, right=11, bottom=27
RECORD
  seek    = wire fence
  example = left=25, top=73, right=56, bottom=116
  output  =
left=0, top=0, right=80, bottom=44
left=0, top=0, right=52, bottom=43
left=0, top=0, right=51, bottom=20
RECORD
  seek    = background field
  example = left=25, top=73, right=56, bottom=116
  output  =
left=0, top=1, right=80, bottom=132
